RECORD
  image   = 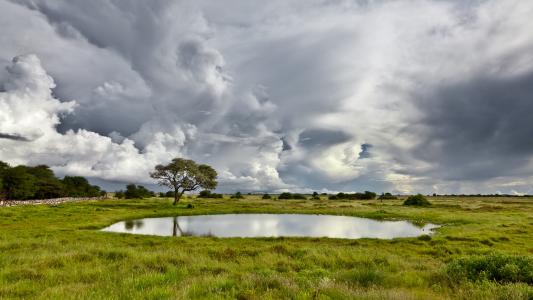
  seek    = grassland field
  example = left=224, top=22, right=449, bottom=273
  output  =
left=0, top=196, right=532, bottom=299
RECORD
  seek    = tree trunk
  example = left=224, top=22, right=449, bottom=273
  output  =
left=173, top=189, right=185, bottom=205
left=173, top=189, right=179, bottom=205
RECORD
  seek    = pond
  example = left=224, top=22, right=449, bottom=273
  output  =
left=101, top=214, right=439, bottom=239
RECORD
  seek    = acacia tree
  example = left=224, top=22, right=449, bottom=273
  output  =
left=150, top=158, right=217, bottom=205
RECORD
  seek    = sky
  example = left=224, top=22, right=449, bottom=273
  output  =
left=1, top=0, right=532, bottom=194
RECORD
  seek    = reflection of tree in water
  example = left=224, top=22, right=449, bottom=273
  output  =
left=124, top=220, right=144, bottom=230
left=172, top=217, right=183, bottom=237
left=134, top=220, right=144, bottom=229
left=172, top=217, right=211, bottom=237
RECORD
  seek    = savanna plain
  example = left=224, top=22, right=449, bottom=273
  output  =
left=0, top=196, right=532, bottom=299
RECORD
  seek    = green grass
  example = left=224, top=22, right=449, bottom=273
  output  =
left=0, top=196, right=532, bottom=299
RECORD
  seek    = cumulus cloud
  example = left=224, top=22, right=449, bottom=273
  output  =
left=0, top=55, right=161, bottom=182
left=1, top=0, right=533, bottom=194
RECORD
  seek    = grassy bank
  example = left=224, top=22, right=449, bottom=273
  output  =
left=0, top=196, right=531, bottom=299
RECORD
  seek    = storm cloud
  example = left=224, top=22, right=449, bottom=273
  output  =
left=1, top=0, right=532, bottom=194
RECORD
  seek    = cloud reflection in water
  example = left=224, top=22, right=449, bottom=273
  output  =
left=102, top=214, right=439, bottom=239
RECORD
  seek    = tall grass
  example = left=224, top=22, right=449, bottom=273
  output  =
left=0, top=196, right=532, bottom=299
left=445, top=253, right=533, bottom=284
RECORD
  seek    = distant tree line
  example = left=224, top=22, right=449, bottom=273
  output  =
left=0, top=161, right=104, bottom=200
left=328, top=191, right=377, bottom=200
left=115, top=184, right=155, bottom=199
left=378, top=192, right=398, bottom=200
left=430, top=193, right=532, bottom=197
left=278, top=192, right=307, bottom=200
left=198, top=190, right=223, bottom=198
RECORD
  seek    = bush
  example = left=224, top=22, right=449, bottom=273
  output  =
left=230, top=191, right=243, bottom=199
left=199, top=190, right=211, bottom=197
left=445, top=253, right=533, bottom=284
left=403, top=194, right=431, bottom=206
left=278, top=192, right=292, bottom=199
left=332, top=191, right=377, bottom=200
left=262, top=194, right=271, bottom=199
left=198, top=190, right=223, bottom=198
left=123, top=184, right=154, bottom=199
left=278, top=193, right=307, bottom=200
left=378, top=192, right=398, bottom=200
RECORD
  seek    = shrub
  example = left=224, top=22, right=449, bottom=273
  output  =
left=199, top=190, right=211, bottom=198
left=362, top=191, right=377, bottom=200
left=230, top=192, right=243, bottom=199
left=333, top=191, right=377, bottom=200
left=328, top=195, right=338, bottom=200
left=418, top=235, right=432, bottom=241
left=445, top=253, right=533, bottom=284
left=123, top=184, right=154, bottom=199
left=278, top=193, right=307, bottom=200
left=378, top=192, right=397, bottom=200
left=262, top=194, right=271, bottom=199
left=278, top=192, right=292, bottom=199
left=403, top=194, right=431, bottom=206
left=198, top=190, right=223, bottom=198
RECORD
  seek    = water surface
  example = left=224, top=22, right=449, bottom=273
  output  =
left=102, top=214, right=439, bottom=239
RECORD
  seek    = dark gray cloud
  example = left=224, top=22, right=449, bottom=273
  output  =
left=358, top=144, right=372, bottom=159
left=298, top=129, right=352, bottom=148
left=0, top=133, right=29, bottom=141
left=412, top=70, right=533, bottom=181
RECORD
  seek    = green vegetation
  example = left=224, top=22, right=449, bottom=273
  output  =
left=404, top=194, right=432, bottom=206
left=329, top=191, right=377, bottom=200
left=379, top=192, right=398, bottom=200
left=0, top=196, right=532, bottom=299
left=230, top=191, right=244, bottom=199
left=115, top=184, right=155, bottom=199
left=159, top=191, right=175, bottom=198
left=262, top=193, right=272, bottom=199
left=0, top=161, right=103, bottom=200
left=445, top=253, right=533, bottom=284
left=198, top=190, right=223, bottom=199
left=278, top=192, right=307, bottom=199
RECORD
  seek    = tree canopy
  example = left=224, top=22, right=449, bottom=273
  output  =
left=150, top=158, right=217, bottom=205
left=120, top=184, right=154, bottom=199
left=0, top=161, right=104, bottom=200
left=328, top=191, right=376, bottom=200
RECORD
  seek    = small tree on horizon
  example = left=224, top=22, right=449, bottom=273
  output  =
left=150, top=158, right=217, bottom=205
